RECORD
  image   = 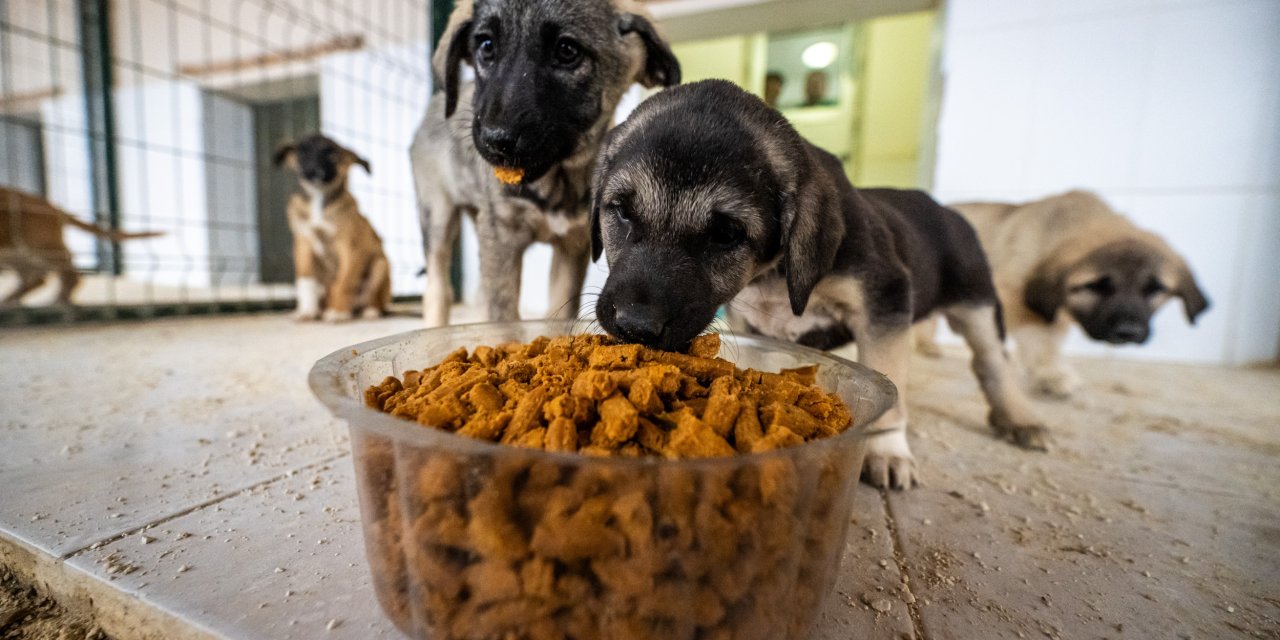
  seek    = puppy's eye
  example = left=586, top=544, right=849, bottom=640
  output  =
left=1074, top=276, right=1114, bottom=295
left=706, top=213, right=745, bottom=249
left=1142, top=279, right=1167, bottom=297
left=608, top=199, right=630, bottom=223
left=476, top=37, right=496, bottom=65
left=554, top=38, right=582, bottom=67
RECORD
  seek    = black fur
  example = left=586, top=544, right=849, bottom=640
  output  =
left=617, top=13, right=681, bottom=88
left=593, top=80, right=1003, bottom=352
left=276, top=133, right=369, bottom=186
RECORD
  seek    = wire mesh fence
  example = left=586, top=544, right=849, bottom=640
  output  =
left=0, top=0, right=433, bottom=325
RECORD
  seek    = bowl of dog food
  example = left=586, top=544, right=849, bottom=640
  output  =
left=310, top=320, right=897, bottom=640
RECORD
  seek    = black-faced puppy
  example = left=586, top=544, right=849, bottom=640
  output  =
left=414, top=0, right=679, bottom=326
left=591, top=81, right=1046, bottom=489
left=275, top=134, right=391, bottom=322
left=917, top=190, right=1209, bottom=397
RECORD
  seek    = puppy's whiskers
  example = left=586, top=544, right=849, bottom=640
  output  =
left=728, top=298, right=789, bottom=322
left=702, top=316, right=741, bottom=362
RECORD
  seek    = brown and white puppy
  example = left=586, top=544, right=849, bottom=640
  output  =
left=274, top=134, right=391, bottom=322
left=0, top=186, right=161, bottom=305
left=412, top=0, right=679, bottom=327
left=591, top=81, right=1047, bottom=489
left=917, top=190, right=1209, bottom=397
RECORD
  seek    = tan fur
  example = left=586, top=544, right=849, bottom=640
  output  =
left=278, top=150, right=391, bottom=322
left=0, top=187, right=162, bottom=305
left=958, top=191, right=1193, bottom=315
left=918, top=190, right=1205, bottom=397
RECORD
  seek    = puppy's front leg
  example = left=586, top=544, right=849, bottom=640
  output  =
left=421, top=197, right=460, bottom=327
left=945, top=304, right=1048, bottom=449
left=292, top=236, right=321, bottom=321
left=476, top=203, right=528, bottom=322
left=1011, top=319, right=1080, bottom=399
left=322, top=245, right=359, bottom=323
left=856, top=321, right=918, bottom=489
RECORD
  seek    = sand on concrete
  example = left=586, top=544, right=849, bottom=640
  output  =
left=0, top=312, right=1276, bottom=639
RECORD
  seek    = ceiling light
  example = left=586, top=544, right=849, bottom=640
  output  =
left=801, top=41, right=838, bottom=69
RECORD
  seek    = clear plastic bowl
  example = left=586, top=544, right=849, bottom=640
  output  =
left=309, top=321, right=896, bottom=640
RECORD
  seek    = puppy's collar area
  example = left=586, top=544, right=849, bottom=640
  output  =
left=300, top=179, right=346, bottom=209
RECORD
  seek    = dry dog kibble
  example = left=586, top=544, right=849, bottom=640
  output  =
left=357, top=334, right=860, bottom=640
left=364, top=333, right=851, bottom=457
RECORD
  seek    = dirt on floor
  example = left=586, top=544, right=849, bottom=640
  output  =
left=0, top=567, right=112, bottom=640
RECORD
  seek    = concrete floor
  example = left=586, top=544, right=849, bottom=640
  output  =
left=0, top=313, right=1276, bottom=639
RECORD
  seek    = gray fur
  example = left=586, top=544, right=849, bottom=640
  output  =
left=411, top=0, right=679, bottom=326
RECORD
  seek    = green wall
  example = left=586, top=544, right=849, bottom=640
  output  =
left=854, top=11, right=936, bottom=188
left=670, top=36, right=755, bottom=87
left=666, top=10, right=937, bottom=189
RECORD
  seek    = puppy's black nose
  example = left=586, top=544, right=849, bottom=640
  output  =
left=1108, top=321, right=1148, bottom=344
left=479, top=126, right=518, bottom=161
left=614, top=305, right=667, bottom=346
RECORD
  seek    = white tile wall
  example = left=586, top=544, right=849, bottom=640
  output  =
left=936, top=0, right=1280, bottom=364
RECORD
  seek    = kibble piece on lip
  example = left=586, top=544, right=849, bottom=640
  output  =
left=493, top=166, right=524, bottom=184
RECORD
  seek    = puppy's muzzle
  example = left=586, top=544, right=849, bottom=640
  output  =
left=1106, top=321, right=1149, bottom=344
left=477, top=126, right=519, bottom=165
left=613, top=304, right=668, bottom=345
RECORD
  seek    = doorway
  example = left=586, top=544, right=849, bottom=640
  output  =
left=252, top=96, right=320, bottom=284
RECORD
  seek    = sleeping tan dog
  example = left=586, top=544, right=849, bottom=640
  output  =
left=274, top=134, right=391, bottom=322
left=0, top=186, right=161, bottom=305
left=916, top=190, right=1208, bottom=397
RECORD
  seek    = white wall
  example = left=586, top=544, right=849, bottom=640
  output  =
left=933, top=0, right=1280, bottom=365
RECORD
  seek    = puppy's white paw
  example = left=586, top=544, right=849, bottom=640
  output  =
left=861, top=430, right=918, bottom=490
left=1031, top=365, right=1082, bottom=399
left=293, top=309, right=320, bottom=322
left=322, top=308, right=354, bottom=323
left=360, top=306, right=385, bottom=320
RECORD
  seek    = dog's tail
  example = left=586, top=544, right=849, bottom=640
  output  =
left=60, top=214, right=164, bottom=242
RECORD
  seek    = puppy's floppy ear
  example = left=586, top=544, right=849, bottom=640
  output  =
left=272, top=143, right=296, bottom=169
left=618, top=13, right=681, bottom=88
left=782, top=182, right=843, bottom=316
left=344, top=150, right=372, bottom=174
left=1172, top=259, right=1209, bottom=324
left=430, top=2, right=474, bottom=120
left=590, top=196, right=604, bottom=263
left=588, top=147, right=612, bottom=263
left=1023, top=258, right=1067, bottom=323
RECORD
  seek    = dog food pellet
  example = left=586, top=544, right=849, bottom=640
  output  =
left=492, top=166, right=525, bottom=185
left=357, top=333, right=860, bottom=640
left=365, top=333, right=851, bottom=457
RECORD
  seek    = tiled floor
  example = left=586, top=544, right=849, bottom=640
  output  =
left=1, top=313, right=1276, bottom=639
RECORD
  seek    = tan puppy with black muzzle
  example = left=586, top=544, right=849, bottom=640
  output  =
left=916, top=190, right=1209, bottom=397
left=274, top=134, right=391, bottom=322
left=591, top=81, right=1048, bottom=489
